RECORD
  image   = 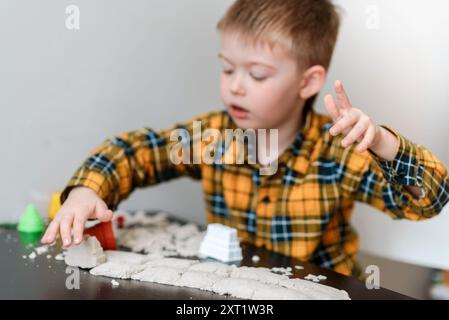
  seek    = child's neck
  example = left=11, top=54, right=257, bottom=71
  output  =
left=257, top=106, right=305, bottom=167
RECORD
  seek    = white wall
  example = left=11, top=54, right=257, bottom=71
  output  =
left=1, top=0, right=448, bottom=269
left=0, top=0, right=234, bottom=225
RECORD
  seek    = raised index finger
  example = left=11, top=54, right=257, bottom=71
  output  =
left=324, top=94, right=341, bottom=122
left=335, top=80, right=352, bottom=110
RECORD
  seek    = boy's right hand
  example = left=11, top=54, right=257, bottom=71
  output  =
left=40, top=187, right=113, bottom=247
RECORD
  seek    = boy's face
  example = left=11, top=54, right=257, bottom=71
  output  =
left=219, top=32, right=305, bottom=130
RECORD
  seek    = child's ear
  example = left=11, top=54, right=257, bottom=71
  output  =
left=298, top=65, right=327, bottom=100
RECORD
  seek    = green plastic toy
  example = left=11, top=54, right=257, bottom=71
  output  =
left=17, top=204, right=46, bottom=233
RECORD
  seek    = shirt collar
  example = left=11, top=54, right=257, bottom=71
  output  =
left=221, top=109, right=320, bottom=175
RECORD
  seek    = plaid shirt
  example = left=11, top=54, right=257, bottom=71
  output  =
left=62, top=110, right=449, bottom=276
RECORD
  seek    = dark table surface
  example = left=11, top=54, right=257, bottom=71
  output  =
left=0, top=226, right=413, bottom=300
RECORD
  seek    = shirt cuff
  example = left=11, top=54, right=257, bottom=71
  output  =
left=368, top=125, right=424, bottom=188
left=60, top=169, right=118, bottom=210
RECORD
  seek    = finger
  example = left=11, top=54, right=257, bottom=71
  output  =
left=72, top=215, right=87, bottom=245
left=95, top=200, right=113, bottom=222
left=60, top=214, right=74, bottom=247
left=97, top=210, right=113, bottom=223
left=41, top=219, right=60, bottom=244
left=341, top=117, right=370, bottom=148
left=335, top=80, right=352, bottom=110
left=324, top=94, right=341, bottom=122
left=356, top=125, right=376, bottom=153
left=329, top=110, right=360, bottom=136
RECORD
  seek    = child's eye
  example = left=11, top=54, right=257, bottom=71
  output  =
left=223, top=70, right=234, bottom=75
left=250, top=73, right=267, bottom=82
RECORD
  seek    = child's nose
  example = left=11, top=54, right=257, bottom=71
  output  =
left=230, top=74, right=246, bottom=96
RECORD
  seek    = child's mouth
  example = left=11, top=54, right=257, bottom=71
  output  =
left=229, top=104, right=250, bottom=119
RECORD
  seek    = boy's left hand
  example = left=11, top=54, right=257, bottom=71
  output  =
left=324, top=83, right=423, bottom=198
left=324, top=80, right=381, bottom=154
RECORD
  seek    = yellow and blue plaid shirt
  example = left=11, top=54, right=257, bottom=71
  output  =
left=62, top=109, right=449, bottom=276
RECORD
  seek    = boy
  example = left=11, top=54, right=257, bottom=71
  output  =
left=41, top=0, right=449, bottom=277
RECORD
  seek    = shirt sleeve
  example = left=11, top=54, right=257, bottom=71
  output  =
left=352, top=126, right=449, bottom=220
left=60, top=112, right=214, bottom=210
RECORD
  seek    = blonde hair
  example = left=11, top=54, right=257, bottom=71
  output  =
left=217, top=0, right=341, bottom=112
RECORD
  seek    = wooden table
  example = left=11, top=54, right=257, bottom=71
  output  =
left=0, top=227, right=412, bottom=300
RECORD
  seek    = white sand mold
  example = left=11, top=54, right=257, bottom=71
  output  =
left=252, top=285, right=310, bottom=300
left=90, top=261, right=146, bottom=279
left=199, top=224, right=242, bottom=262
left=280, top=278, right=351, bottom=300
left=230, top=266, right=289, bottom=285
left=188, top=261, right=237, bottom=277
left=88, top=258, right=351, bottom=300
left=131, top=266, right=185, bottom=285
left=212, top=278, right=269, bottom=300
left=80, top=212, right=352, bottom=300
left=105, top=250, right=150, bottom=264
left=175, top=271, right=225, bottom=291
left=145, top=257, right=200, bottom=269
left=64, top=235, right=106, bottom=269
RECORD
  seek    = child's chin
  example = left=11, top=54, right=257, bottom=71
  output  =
left=231, top=118, right=257, bottom=130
